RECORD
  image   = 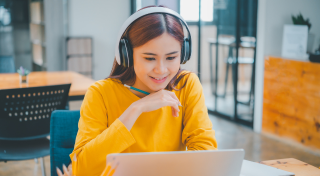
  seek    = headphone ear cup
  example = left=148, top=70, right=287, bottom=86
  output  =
left=181, top=39, right=185, bottom=64
left=125, top=39, right=133, bottom=67
left=120, top=39, right=128, bottom=67
left=181, top=38, right=190, bottom=64
left=120, top=38, right=133, bottom=67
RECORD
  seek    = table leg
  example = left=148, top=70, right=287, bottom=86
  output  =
left=209, top=43, right=215, bottom=96
left=214, top=43, right=219, bottom=110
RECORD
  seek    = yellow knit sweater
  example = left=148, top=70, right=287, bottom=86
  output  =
left=70, top=72, right=217, bottom=176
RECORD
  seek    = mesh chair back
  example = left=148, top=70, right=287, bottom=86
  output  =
left=0, top=84, right=71, bottom=140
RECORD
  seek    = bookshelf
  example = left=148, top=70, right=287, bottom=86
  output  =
left=66, top=37, right=93, bottom=78
left=29, top=0, right=67, bottom=71
left=29, top=0, right=46, bottom=71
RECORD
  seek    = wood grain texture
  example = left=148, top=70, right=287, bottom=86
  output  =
left=0, top=71, right=95, bottom=96
left=262, top=56, right=320, bottom=150
left=260, top=158, right=320, bottom=176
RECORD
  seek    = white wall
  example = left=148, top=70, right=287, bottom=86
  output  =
left=45, top=0, right=65, bottom=71
left=254, top=0, right=320, bottom=132
left=264, top=0, right=320, bottom=56
left=69, top=0, right=130, bottom=80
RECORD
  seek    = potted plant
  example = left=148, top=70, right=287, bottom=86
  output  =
left=17, top=66, right=30, bottom=84
left=292, top=13, right=314, bottom=53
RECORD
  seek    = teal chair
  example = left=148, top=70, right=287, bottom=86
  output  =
left=50, top=110, right=80, bottom=176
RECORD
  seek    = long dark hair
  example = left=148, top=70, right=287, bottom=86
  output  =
left=108, top=5, right=191, bottom=91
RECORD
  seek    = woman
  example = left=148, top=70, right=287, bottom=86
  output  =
left=70, top=5, right=217, bottom=176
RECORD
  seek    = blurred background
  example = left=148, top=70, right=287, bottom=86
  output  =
left=0, top=0, right=320, bottom=175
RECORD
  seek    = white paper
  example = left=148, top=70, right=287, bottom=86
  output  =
left=240, top=160, right=294, bottom=176
left=281, top=24, right=308, bottom=59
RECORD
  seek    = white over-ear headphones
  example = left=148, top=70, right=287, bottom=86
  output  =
left=114, top=7, right=192, bottom=67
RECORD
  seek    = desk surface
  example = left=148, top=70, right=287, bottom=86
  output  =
left=0, top=71, right=95, bottom=96
left=261, top=158, right=320, bottom=176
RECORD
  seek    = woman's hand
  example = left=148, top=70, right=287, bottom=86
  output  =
left=56, top=164, right=72, bottom=176
left=56, top=163, right=117, bottom=176
left=119, top=89, right=181, bottom=131
left=134, top=89, right=181, bottom=117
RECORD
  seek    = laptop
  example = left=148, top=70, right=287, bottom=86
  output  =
left=107, top=149, right=244, bottom=176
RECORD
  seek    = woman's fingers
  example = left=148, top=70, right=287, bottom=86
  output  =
left=164, top=93, right=179, bottom=117
left=171, top=106, right=174, bottom=117
left=168, top=91, right=181, bottom=105
left=56, top=164, right=72, bottom=176
left=171, top=106, right=179, bottom=117
left=166, top=92, right=181, bottom=116
left=68, top=164, right=72, bottom=174
left=63, top=164, right=70, bottom=176
left=56, top=167, right=63, bottom=176
left=138, top=89, right=181, bottom=114
left=167, top=100, right=179, bottom=117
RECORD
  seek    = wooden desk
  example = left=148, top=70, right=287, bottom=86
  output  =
left=261, top=158, right=320, bottom=176
left=0, top=71, right=95, bottom=100
left=263, top=56, right=320, bottom=150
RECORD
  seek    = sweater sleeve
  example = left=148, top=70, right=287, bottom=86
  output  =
left=181, top=73, right=218, bottom=151
left=69, top=83, right=136, bottom=176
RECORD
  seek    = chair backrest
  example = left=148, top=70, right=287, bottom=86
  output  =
left=0, top=84, right=71, bottom=140
left=0, top=56, right=15, bottom=73
left=50, top=110, right=80, bottom=176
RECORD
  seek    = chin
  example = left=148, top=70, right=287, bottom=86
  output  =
left=144, top=74, right=176, bottom=92
left=148, top=84, right=167, bottom=92
left=147, top=80, right=170, bottom=92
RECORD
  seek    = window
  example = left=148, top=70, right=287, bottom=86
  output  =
left=180, top=0, right=214, bottom=22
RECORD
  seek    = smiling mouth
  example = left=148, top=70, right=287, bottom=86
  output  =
left=149, top=76, right=167, bottom=80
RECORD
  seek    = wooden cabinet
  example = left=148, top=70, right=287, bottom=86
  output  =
left=262, top=56, right=320, bottom=150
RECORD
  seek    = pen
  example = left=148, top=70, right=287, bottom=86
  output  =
left=124, top=84, right=150, bottom=95
left=124, top=84, right=183, bottom=107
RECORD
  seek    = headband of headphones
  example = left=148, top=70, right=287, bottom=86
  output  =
left=114, top=7, right=192, bottom=66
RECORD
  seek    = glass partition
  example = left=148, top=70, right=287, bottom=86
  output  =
left=130, top=0, right=258, bottom=128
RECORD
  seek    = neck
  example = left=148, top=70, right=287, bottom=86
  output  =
left=130, top=78, right=153, bottom=98
left=128, top=88, right=147, bottom=98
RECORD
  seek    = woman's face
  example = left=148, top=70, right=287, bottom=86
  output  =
left=132, top=32, right=181, bottom=93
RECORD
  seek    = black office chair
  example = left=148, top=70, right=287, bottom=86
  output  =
left=0, top=84, right=71, bottom=176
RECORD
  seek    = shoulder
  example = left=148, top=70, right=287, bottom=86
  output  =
left=87, top=78, right=123, bottom=94
left=174, top=71, right=204, bottom=106
left=176, top=71, right=201, bottom=91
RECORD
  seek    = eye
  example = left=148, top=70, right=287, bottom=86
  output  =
left=167, top=57, right=176, bottom=60
left=145, top=57, right=155, bottom=61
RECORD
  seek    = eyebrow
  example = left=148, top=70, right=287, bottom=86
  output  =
left=142, top=51, right=179, bottom=56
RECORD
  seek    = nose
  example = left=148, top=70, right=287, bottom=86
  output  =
left=153, top=59, right=168, bottom=74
